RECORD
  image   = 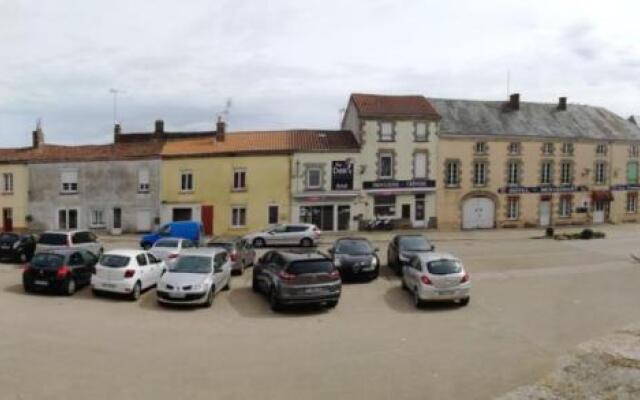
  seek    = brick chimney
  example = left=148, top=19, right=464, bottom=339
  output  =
left=509, top=93, right=520, bottom=111
left=32, top=120, right=44, bottom=148
left=113, top=123, right=122, bottom=143
left=154, top=119, right=164, bottom=135
left=557, top=97, right=567, bottom=111
left=216, top=116, right=226, bottom=142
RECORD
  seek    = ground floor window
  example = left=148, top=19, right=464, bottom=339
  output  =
left=373, top=195, right=396, bottom=217
left=58, top=208, right=79, bottom=230
left=559, top=196, right=572, bottom=218
left=337, top=205, right=350, bottom=231
left=268, top=205, right=279, bottom=225
left=506, top=197, right=519, bottom=220
left=90, top=209, right=106, bottom=227
left=627, top=192, right=638, bottom=213
left=231, top=206, right=247, bottom=228
left=300, top=205, right=334, bottom=231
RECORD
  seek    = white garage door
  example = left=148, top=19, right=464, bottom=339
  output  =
left=136, top=211, right=152, bottom=232
left=462, top=198, right=495, bottom=229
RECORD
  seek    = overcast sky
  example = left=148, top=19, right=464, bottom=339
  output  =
left=1, top=0, right=639, bottom=147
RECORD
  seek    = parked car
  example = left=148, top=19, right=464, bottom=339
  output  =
left=149, top=237, right=197, bottom=262
left=0, top=232, right=36, bottom=263
left=252, top=250, right=341, bottom=311
left=402, top=252, right=470, bottom=308
left=207, top=236, right=255, bottom=275
left=91, top=250, right=166, bottom=300
left=23, top=248, right=98, bottom=295
left=387, top=234, right=435, bottom=275
left=156, top=248, right=232, bottom=307
left=36, top=231, right=103, bottom=257
left=140, top=221, right=204, bottom=249
left=244, top=224, right=321, bottom=248
left=328, top=237, right=379, bottom=281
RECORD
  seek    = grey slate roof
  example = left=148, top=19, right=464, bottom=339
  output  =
left=429, top=98, right=640, bottom=141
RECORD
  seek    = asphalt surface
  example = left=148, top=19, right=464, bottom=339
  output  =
left=1, top=226, right=640, bottom=400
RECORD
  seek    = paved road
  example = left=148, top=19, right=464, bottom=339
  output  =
left=1, top=227, right=640, bottom=399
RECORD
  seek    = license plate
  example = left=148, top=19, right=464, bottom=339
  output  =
left=169, top=292, right=186, bottom=298
left=438, top=290, right=454, bottom=296
left=304, top=287, right=323, bottom=294
left=1, top=245, right=9, bottom=249
left=34, top=280, right=48, bottom=286
left=102, top=283, right=116, bottom=288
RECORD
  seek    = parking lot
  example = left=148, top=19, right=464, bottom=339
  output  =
left=2, top=226, right=640, bottom=400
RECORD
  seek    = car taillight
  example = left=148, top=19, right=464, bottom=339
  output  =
left=329, top=269, right=340, bottom=279
left=124, top=269, right=136, bottom=278
left=230, top=253, right=238, bottom=262
left=168, top=253, right=178, bottom=259
left=420, top=275, right=432, bottom=285
left=23, top=264, right=32, bottom=272
left=278, top=270, right=296, bottom=281
left=460, top=273, right=470, bottom=283
left=56, top=266, right=71, bottom=279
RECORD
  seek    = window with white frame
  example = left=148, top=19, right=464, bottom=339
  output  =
left=445, top=160, right=460, bottom=187
left=560, top=161, right=573, bottom=184
left=413, top=152, right=428, bottom=179
left=90, top=209, right=106, bottom=227
left=231, top=206, right=247, bottom=227
left=306, top=168, right=322, bottom=189
left=2, top=173, right=13, bottom=193
left=180, top=170, right=193, bottom=192
left=595, top=143, right=607, bottom=155
left=415, top=122, right=428, bottom=141
left=380, top=122, right=394, bottom=141
left=61, top=170, right=78, bottom=194
left=373, top=195, right=396, bottom=217
left=508, top=142, right=520, bottom=155
left=595, top=161, right=607, bottom=185
left=473, top=161, right=487, bottom=186
left=138, top=168, right=150, bottom=193
left=474, top=142, right=487, bottom=154
left=233, top=169, right=247, bottom=190
left=507, top=160, right=521, bottom=185
left=630, top=144, right=640, bottom=158
left=378, top=153, right=394, bottom=179
left=540, top=161, right=553, bottom=185
left=542, top=142, right=554, bottom=155
left=562, top=142, right=574, bottom=156
left=559, top=196, right=572, bottom=218
left=627, top=192, right=638, bottom=213
left=506, top=197, right=520, bottom=220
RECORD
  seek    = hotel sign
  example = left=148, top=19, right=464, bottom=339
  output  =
left=498, top=185, right=588, bottom=194
left=363, top=179, right=436, bottom=190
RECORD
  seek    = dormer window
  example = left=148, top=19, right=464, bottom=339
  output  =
left=561, top=142, right=574, bottom=156
left=596, top=143, right=607, bottom=155
left=508, top=142, right=521, bottom=155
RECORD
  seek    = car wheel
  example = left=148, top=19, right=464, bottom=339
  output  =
left=413, top=289, right=424, bottom=309
left=401, top=277, right=408, bottom=290
left=23, top=283, right=33, bottom=293
left=326, top=300, right=338, bottom=308
left=130, top=282, right=142, bottom=301
left=300, top=238, right=313, bottom=247
left=223, top=278, right=230, bottom=291
left=459, top=297, right=470, bottom=307
left=65, top=278, right=76, bottom=296
left=252, top=276, right=260, bottom=292
left=92, top=288, right=101, bottom=297
left=253, top=238, right=266, bottom=248
left=204, top=289, right=214, bottom=308
left=269, top=287, right=281, bottom=312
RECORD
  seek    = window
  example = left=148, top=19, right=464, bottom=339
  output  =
left=415, top=122, right=428, bottom=141
left=306, top=168, right=322, bottom=189
left=379, top=122, right=394, bottom=141
left=233, top=169, right=247, bottom=190
left=560, top=161, right=573, bottom=185
left=413, top=152, right=428, bottom=179
left=268, top=205, right=279, bottom=225
left=507, top=160, right=521, bottom=185
left=61, top=170, right=78, bottom=194
left=562, top=143, right=574, bottom=156
left=540, top=161, right=553, bottom=185
left=542, top=142, right=554, bottom=156
left=378, top=153, right=394, bottom=179
left=627, top=162, right=639, bottom=184
left=180, top=171, right=193, bottom=192
left=136, top=254, right=148, bottom=266
left=506, top=197, right=520, bottom=220
left=627, top=192, right=638, bottom=213
left=374, top=195, right=395, bottom=217
left=138, top=169, right=150, bottom=193
left=596, top=143, right=607, bottom=155
left=2, top=173, right=13, bottom=193
left=595, top=161, right=607, bottom=185
left=474, top=142, right=487, bottom=154
left=473, top=161, right=487, bottom=186
left=445, top=160, right=460, bottom=187
left=559, top=196, right=572, bottom=218
left=231, top=206, right=247, bottom=227
left=630, top=144, right=640, bottom=158
left=90, top=209, right=105, bottom=227
left=508, top=142, right=520, bottom=155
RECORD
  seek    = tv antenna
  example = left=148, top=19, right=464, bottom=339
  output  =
left=109, top=88, right=124, bottom=124
left=218, top=98, right=232, bottom=121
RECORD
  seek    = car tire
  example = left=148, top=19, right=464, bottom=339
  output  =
left=65, top=278, right=76, bottom=296
left=92, top=288, right=101, bottom=297
left=326, top=300, right=338, bottom=308
left=300, top=238, right=313, bottom=248
left=223, top=279, right=230, bottom=291
left=413, top=289, right=424, bottom=309
left=253, top=238, right=266, bottom=248
left=459, top=297, right=470, bottom=307
left=205, top=289, right=214, bottom=308
left=18, top=253, right=27, bottom=263
left=252, top=276, right=260, bottom=292
left=23, top=283, right=32, bottom=293
left=269, top=287, right=281, bottom=312
left=130, top=282, right=142, bottom=301
left=401, top=277, right=408, bottom=290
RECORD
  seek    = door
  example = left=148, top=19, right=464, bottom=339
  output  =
left=462, top=198, right=495, bottom=229
left=539, top=201, right=551, bottom=227
left=136, top=211, right=152, bottom=232
left=401, top=204, right=411, bottom=220
left=113, top=208, right=122, bottom=230
left=172, top=208, right=192, bottom=221
left=2, top=208, right=13, bottom=232
left=337, top=205, right=351, bottom=231
left=593, top=201, right=606, bottom=224
left=146, top=253, right=162, bottom=283
left=136, top=253, right=151, bottom=289
left=414, top=195, right=426, bottom=228
left=201, top=205, right=214, bottom=236
left=58, top=209, right=78, bottom=230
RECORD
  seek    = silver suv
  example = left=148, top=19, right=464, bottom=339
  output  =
left=244, top=224, right=321, bottom=248
left=36, top=231, right=103, bottom=257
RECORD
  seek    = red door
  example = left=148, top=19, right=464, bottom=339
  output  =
left=201, top=205, right=214, bottom=236
left=2, top=208, right=13, bottom=232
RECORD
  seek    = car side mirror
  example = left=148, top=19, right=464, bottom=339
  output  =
left=374, top=248, right=379, bottom=252
left=430, top=245, right=435, bottom=251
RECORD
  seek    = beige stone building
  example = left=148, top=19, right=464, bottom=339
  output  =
left=432, top=94, right=640, bottom=230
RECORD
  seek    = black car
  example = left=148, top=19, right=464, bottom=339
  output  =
left=252, top=250, right=341, bottom=311
left=328, top=237, right=379, bottom=281
left=0, top=233, right=36, bottom=263
left=23, top=249, right=98, bottom=295
left=387, top=234, right=435, bottom=275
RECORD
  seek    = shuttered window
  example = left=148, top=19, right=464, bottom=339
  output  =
left=413, top=153, right=427, bottom=179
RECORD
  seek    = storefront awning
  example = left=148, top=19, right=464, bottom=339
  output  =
left=591, top=190, right=614, bottom=202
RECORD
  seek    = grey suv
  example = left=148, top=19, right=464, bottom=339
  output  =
left=252, top=250, right=341, bottom=311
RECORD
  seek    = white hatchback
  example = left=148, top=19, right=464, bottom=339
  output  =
left=91, top=250, right=167, bottom=300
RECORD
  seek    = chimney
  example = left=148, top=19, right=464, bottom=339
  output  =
left=216, top=116, right=226, bottom=141
left=32, top=119, right=44, bottom=148
left=630, top=116, right=639, bottom=126
left=558, top=97, right=567, bottom=111
left=154, top=119, right=164, bottom=135
left=113, top=123, right=122, bottom=143
left=509, top=93, right=520, bottom=111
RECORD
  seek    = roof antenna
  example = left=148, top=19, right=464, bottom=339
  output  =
left=506, top=70, right=511, bottom=97
left=218, top=98, right=232, bottom=121
left=109, top=88, right=125, bottom=124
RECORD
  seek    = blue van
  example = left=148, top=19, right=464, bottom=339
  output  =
left=140, top=221, right=204, bottom=249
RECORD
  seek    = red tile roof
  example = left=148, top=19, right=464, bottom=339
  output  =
left=0, top=142, right=164, bottom=164
left=350, top=93, right=440, bottom=119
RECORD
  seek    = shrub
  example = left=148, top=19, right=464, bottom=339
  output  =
left=580, top=229, right=594, bottom=240
left=545, top=227, right=554, bottom=237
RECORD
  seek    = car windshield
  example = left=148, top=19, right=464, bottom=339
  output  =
left=38, top=233, right=68, bottom=246
left=287, top=260, right=333, bottom=275
left=170, top=256, right=212, bottom=274
left=0, top=233, right=19, bottom=241
left=427, top=259, right=462, bottom=275
left=335, top=240, right=372, bottom=255
left=99, top=255, right=130, bottom=268
left=207, top=242, right=233, bottom=251
left=399, top=236, right=432, bottom=251
left=154, top=240, right=179, bottom=248
left=31, top=253, right=65, bottom=268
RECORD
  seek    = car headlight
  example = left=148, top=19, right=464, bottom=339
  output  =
left=13, top=241, right=20, bottom=249
left=191, top=284, right=204, bottom=291
left=371, top=257, right=377, bottom=267
left=334, top=258, right=342, bottom=267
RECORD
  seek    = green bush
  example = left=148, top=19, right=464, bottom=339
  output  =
left=545, top=227, right=554, bottom=237
left=580, top=229, right=594, bottom=240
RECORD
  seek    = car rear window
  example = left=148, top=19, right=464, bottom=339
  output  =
left=99, top=255, right=130, bottom=268
left=38, top=233, right=68, bottom=246
left=427, top=260, right=462, bottom=275
left=207, top=242, right=233, bottom=251
left=287, top=260, right=333, bottom=275
left=31, top=253, right=65, bottom=268
left=399, top=236, right=432, bottom=252
left=335, top=240, right=372, bottom=255
left=155, top=240, right=179, bottom=248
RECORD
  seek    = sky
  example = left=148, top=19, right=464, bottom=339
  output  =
left=1, top=0, right=639, bottom=147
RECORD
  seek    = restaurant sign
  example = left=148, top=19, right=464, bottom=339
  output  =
left=498, top=185, right=589, bottom=194
left=363, top=179, right=436, bottom=190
